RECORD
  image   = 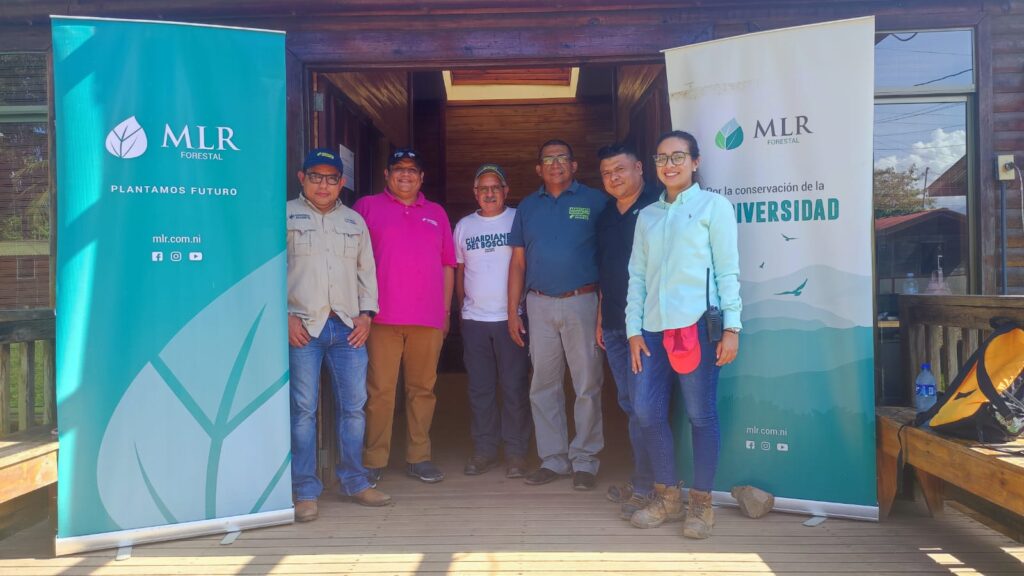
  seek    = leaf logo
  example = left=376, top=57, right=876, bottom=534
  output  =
left=105, top=116, right=148, bottom=159
left=97, top=254, right=291, bottom=530
left=715, top=118, right=744, bottom=151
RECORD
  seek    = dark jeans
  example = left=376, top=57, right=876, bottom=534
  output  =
left=633, top=317, right=721, bottom=491
left=603, top=328, right=654, bottom=495
left=462, top=318, right=532, bottom=459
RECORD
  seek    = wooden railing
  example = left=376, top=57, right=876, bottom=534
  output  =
left=0, top=310, right=55, bottom=436
left=898, top=295, right=1024, bottom=404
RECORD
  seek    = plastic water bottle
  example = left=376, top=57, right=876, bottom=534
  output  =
left=914, top=363, right=937, bottom=413
left=904, top=272, right=919, bottom=295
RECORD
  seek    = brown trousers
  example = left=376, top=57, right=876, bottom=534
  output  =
left=364, top=323, right=444, bottom=467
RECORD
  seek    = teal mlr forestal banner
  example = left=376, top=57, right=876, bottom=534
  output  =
left=663, top=17, right=878, bottom=519
left=52, top=16, right=291, bottom=554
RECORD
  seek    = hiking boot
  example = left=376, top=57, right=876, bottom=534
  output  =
left=463, top=455, right=498, bottom=476
left=406, top=461, right=445, bottom=483
left=606, top=481, right=634, bottom=503
left=505, top=455, right=527, bottom=479
left=619, top=491, right=652, bottom=520
left=343, top=487, right=393, bottom=507
left=294, top=499, right=318, bottom=522
left=630, top=483, right=684, bottom=529
left=682, top=489, right=715, bottom=539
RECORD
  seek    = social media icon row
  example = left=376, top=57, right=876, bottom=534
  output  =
left=152, top=251, right=203, bottom=262
left=745, top=440, right=789, bottom=452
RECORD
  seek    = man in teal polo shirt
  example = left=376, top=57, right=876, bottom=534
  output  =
left=508, top=139, right=609, bottom=490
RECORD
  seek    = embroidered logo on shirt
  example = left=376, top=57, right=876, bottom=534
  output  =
left=568, top=206, right=591, bottom=221
left=421, top=217, right=438, bottom=227
left=344, top=218, right=357, bottom=225
left=289, top=213, right=311, bottom=220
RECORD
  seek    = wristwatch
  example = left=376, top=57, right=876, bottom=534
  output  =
left=360, top=310, right=376, bottom=319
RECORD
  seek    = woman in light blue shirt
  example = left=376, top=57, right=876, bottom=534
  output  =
left=624, top=131, right=741, bottom=539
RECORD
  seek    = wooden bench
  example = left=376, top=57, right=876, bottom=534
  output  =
left=0, top=311, right=57, bottom=533
left=876, top=406, right=1024, bottom=519
left=876, top=295, right=1024, bottom=521
left=0, top=426, right=57, bottom=505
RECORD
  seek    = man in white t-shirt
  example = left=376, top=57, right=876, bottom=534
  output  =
left=454, top=163, right=532, bottom=479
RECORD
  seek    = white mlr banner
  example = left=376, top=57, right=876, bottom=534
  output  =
left=663, top=17, right=878, bottom=518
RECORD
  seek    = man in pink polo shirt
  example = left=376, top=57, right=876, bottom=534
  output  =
left=355, top=148, right=457, bottom=484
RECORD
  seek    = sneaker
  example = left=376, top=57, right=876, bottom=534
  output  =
left=523, top=467, right=565, bottom=486
left=505, top=455, right=527, bottom=479
left=606, top=481, right=634, bottom=503
left=342, top=487, right=393, bottom=507
left=406, top=461, right=445, bottom=483
left=463, top=455, right=498, bottom=476
left=572, top=471, right=597, bottom=491
left=294, top=499, right=318, bottom=522
left=366, top=467, right=384, bottom=485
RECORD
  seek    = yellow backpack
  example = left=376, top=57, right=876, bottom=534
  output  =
left=920, top=320, right=1024, bottom=442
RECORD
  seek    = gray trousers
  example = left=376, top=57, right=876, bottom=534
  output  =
left=461, top=319, right=532, bottom=459
left=525, top=291, right=604, bottom=474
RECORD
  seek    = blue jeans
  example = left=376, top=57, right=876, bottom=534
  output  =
left=603, top=328, right=654, bottom=495
left=633, top=318, right=720, bottom=491
left=290, top=317, right=372, bottom=500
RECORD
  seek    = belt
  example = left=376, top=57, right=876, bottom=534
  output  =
left=530, top=283, right=598, bottom=299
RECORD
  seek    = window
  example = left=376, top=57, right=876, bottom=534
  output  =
left=873, top=30, right=974, bottom=316
left=872, top=30, right=974, bottom=403
left=0, top=53, right=50, bottom=309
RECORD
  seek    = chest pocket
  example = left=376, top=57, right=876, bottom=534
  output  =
left=287, top=217, right=318, bottom=256
left=334, top=222, right=362, bottom=259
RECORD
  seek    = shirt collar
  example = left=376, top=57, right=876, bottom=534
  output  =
left=538, top=180, right=581, bottom=198
left=384, top=187, right=425, bottom=206
left=299, top=192, right=340, bottom=215
left=659, top=182, right=701, bottom=205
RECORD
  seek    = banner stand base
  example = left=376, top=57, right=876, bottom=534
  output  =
left=704, top=489, right=878, bottom=522
left=55, top=508, right=293, bottom=556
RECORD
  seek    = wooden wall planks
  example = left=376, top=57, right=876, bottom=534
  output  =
left=443, top=99, right=616, bottom=221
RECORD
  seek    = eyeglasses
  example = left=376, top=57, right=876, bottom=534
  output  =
left=540, top=154, right=571, bottom=166
left=305, top=171, right=342, bottom=185
left=652, top=152, right=691, bottom=167
left=474, top=185, right=506, bottom=194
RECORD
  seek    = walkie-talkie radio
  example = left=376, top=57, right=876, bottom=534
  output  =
left=705, top=268, right=723, bottom=343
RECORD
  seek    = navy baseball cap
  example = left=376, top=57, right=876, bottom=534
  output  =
left=387, top=148, right=423, bottom=170
left=302, top=148, right=344, bottom=173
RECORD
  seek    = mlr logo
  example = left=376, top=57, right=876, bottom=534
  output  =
left=105, top=116, right=148, bottom=159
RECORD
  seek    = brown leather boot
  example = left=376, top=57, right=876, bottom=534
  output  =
left=294, top=499, right=318, bottom=522
left=345, top=487, right=393, bottom=507
left=619, top=491, right=652, bottom=521
left=629, top=483, right=684, bottom=528
left=682, top=489, right=715, bottom=539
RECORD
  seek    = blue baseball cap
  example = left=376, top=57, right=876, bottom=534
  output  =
left=303, top=148, right=344, bottom=173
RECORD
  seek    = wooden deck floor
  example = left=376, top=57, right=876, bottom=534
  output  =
left=1, top=453, right=1023, bottom=575
left=2, top=374, right=1023, bottom=575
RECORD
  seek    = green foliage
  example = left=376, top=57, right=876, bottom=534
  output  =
left=873, top=164, right=935, bottom=218
left=4, top=341, right=46, bottom=433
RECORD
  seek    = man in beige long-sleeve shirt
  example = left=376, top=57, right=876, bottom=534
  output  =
left=287, top=148, right=391, bottom=522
